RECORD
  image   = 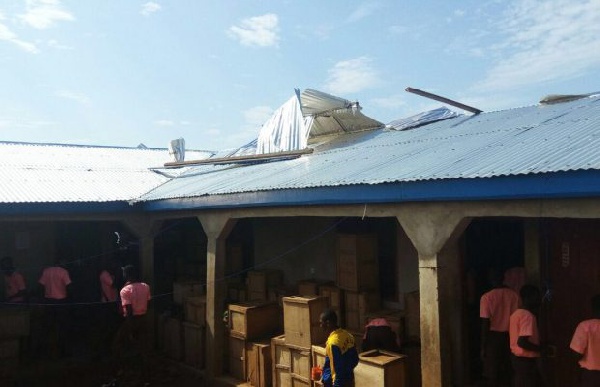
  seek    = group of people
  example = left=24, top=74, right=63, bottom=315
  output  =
left=480, top=268, right=600, bottom=387
left=1, top=255, right=151, bottom=374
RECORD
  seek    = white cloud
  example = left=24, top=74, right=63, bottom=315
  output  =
left=19, top=0, right=74, bottom=30
left=0, top=21, right=39, bottom=53
left=347, top=3, right=381, bottom=23
left=324, top=57, right=380, bottom=95
left=47, top=39, right=72, bottom=50
left=243, top=105, right=273, bottom=126
left=475, top=0, right=600, bottom=91
left=55, top=90, right=91, bottom=105
left=371, top=94, right=406, bottom=109
left=141, top=2, right=161, bottom=17
left=228, top=14, right=279, bottom=47
left=155, top=119, right=175, bottom=127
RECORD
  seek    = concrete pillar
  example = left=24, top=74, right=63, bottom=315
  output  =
left=197, top=215, right=237, bottom=382
left=438, top=234, right=468, bottom=386
left=396, top=208, right=468, bottom=387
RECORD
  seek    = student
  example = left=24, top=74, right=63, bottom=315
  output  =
left=1, top=256, right=27, bottom=302
left=480, top=268, right=520, bottom=386
left=38, top=259, right=72, bottom=357
left=112, top=265, right=151, bottom=381
left=362, top=317, right=401, bottom=353
left=509, top=284, right=544, bottom=387
left=570, top=294, right=600, bottom=386
left=319, top=309, right=359, bottom=387
left=99, top=262, right=118, bottom=303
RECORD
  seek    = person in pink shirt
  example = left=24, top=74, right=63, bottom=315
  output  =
left=99, top=267, right=117, bottom=303
left=509, top=285, right=544, bottom=387
left=39, top=261, right=72, bottom=301
left=112, top=264, right=151, bottom=382
left=1, top=256, right=27, bottom=303
left=480, top=268, right=520, bottom=386
left=570, top=294, right=600, bottom=386
left=38, top=259, right=73, bottom=358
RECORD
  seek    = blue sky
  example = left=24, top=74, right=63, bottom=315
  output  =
left=0, top=0, right=599, bottom=151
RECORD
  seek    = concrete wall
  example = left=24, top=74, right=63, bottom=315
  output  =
left=0, top=221, right=57, bottom=297
left=396, top=225, right=419, bottom=308
left=251, top=217, right=337, bottom=285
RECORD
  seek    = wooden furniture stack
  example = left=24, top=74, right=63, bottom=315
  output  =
left=271, top=334, right=291, bottom=387
left=336, top=233, right=380, bottom=332
left=318, top=284, right=343, bottom=327
left=227, top=301, right=282, bottom=386
left=281, top=296, right=329, bottom=386
left=311, top=345, right=327, bottom=387
left=172, top=280, right=204, bottom=305
left=182, top=295, right=206, bottom=368
left=354, top=349, right=407, bottom=386
left=247, top=269, right=284, bottom=302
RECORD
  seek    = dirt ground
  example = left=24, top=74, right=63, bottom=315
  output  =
left=1, top=352, right=205, bottom=387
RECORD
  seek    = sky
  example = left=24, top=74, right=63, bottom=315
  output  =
left=0, top=0, right=599, bottom=152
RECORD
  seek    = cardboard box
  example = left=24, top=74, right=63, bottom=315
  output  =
left=354, top=349, right=407, bottom=387
left=228, top=302, right=282, bottom=340
left=282, top=296, right=329, bottom=350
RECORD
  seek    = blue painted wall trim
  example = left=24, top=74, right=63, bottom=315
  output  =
left=141, top=170, right=600, bottom=212
left=2, top=170, right=600, bottom=215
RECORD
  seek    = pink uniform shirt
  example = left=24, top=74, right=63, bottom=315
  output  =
left=39, top=266, right=71, bottom=300
left=570, top=319, right=600, bottom=371
left=99, top=270, right=117, bottom=302
left=509, top=309, right=540, bottom=358
left=480, top=287, right=520, bottom=332
left=5, top=272, right=26, bottom=302
left=120, top=282, right=151, bottom=316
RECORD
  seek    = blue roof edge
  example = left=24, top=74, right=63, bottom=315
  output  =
left=140, top=169, right=600, bottom=212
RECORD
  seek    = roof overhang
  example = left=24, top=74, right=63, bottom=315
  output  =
left=139, top=170, right=600, bottom=212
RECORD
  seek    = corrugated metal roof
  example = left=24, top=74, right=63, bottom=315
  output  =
left=140, top=95, right=600, bottom=202
left=0, top=142, right=211, bottom=203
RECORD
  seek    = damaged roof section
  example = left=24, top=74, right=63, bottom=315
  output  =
left=141, top=94, right=600, bottom=204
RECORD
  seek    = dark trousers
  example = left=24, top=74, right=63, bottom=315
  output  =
left=483, top=331, right=511, bottom=386
left=581, top=368, right=600, bottom=387
left=511, top=355, right=543, bottom=387
left=43, top=298, right=71, bottom=357
left=112, top=314, right=149, bottom=377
